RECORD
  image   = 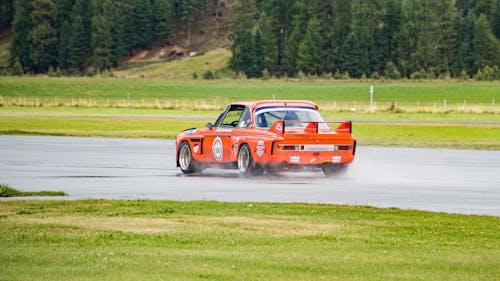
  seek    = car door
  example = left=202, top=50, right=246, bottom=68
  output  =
left=204, top=105, right=246, bottom=163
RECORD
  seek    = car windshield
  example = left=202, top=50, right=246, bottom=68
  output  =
left=254, top=106, right=325, bottom=128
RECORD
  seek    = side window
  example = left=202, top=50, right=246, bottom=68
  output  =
left=216, top=105, right=246, bottom=128
left=221, top=109, right=244, bottom=127
left=237, top=107, right=251, bottom=128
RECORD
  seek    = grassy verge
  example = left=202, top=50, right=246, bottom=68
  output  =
left=1, top=77, right=499, bottom=104
left=1, top=105, right=500, bottom=122
left=0, top=115, right=498, bottom=149
left=0, top=200, right=498, bottom=281
left=0, top=184, right=67, bottom=197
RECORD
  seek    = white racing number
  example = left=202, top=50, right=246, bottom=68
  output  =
left=213, top=137, right=223, bottom=161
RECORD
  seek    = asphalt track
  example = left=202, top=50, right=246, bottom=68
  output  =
left=1, top=135, right=499, bottom=216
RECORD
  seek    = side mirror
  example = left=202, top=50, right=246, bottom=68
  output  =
left=206, top=122, right=214, bottom=129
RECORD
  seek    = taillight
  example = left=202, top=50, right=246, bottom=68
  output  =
left=278, top=145, right=299, bottom=151
left=338, top=145, right=351, bottom=151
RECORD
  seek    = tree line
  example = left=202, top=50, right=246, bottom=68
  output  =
left=4, top=0, right=213, bottom=74
left=230, top=0, right=500, bottom=79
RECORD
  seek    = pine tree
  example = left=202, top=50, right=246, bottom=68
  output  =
left=57, top=19, right=71, bottom=69
left=398, top=0, right=457, bottom=76
left=55, top=0, right=74, bottom=28
left=153, top=0, right=174, bottom=45
left=66, top=0, right=91, bottom=71
left=133, top=0, right=153, bottom=48
left=67, top=14, right=87, bottom=71
left=111, top=2, right=126, bottom=65
left=453, top=12, right=476, bottom=76
left=239, top=29, right=256, bottom=78
left=339, top=32, right=364, bottom=77
left=473, top=14, right=500, bottom=70
left=282, top=15, right=305, bottom=76
left=232, top=0, right=256, bottom=33
left=256, top=12, right=277, bottom=73
left=253, top=30, right=265, bottom=78
left=312, top=0, right=336, bottom=72
left=91, top=0, right=114, bottom=71
left=0, top=0, right=14, bottom=29
left=297, top=18, right=324, bottom=75
left=332, top=0, right=352, bottom=51
left=262, top=0, right=295, bottom=76
left=229, top=30, right=244, bottom=73
left=492, top=0, right=500, bottom=39
left=10, top=0, right=34, bottom=72
left=29, top=0, right=58, bottom=73
left=375, top=0, right=401, bottom=73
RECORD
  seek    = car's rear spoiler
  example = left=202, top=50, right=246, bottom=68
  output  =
left=269, top=120, right=352, bottom=134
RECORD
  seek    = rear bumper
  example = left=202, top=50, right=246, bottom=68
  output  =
left=256, top=151, right=355, bottom=166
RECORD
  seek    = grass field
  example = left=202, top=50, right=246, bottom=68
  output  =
left=1, top=77, right=499, bottom=149
left=1, top=77, right=499, bottom=104
left=1, top=105, right=500, bottom=121
left=1, top=115, right=498, bottom=149
left=0, top=200, right=498, bottom=281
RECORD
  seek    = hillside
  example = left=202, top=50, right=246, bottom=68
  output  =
left=1, top=0, right=500, bottom=79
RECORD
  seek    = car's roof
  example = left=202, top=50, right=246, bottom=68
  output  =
left=232, top=100, right=318, bottom=110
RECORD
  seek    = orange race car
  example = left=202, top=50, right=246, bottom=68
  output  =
left=176, top=100, right=356, bottom=177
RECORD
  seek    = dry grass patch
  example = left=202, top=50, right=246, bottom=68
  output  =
left=15, top=215, right=339, bottom=237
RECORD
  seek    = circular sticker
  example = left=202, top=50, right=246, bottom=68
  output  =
left=275, top=123, right=283, bottom=133
left=212, top=137, right=223, bottom=161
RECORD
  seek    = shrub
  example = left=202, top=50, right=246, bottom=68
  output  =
left=385, top=61, right=401, bottom=80
left=410, top=69, right=427, bottom=80
left=47, top=67, right=57, bottom=77
left=481, top=66, right=495, bottom=81
left=262, top=69, right=271, bottom=80
left=459, top=70, right=469, bottom=80
left=333, top=70, right=343, bottom=80
left=371, top=71, right=380, bottom=80
left=297, top=71, right=308, bottom=80
left=10, top=60, right=23, bottom=76
left=192, top=72, right=198, bottom=79
left=85, top=67, right=96, bottom=77
left=203, top=70, right=214, bottom=80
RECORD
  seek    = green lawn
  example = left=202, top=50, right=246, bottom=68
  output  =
left=0, top=115, right=498, bottom=149
left=1, top=77, right=498, bottom=149
left=1, top=77, right=499, bottom=103
left=0, top=200, right=498, bottom=281
left=1, top=105, right=499, bottom=121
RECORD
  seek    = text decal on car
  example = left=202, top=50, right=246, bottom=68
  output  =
left=213, top=137, right=223, bottom=161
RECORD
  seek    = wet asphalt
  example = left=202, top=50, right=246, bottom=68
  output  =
left=1, top=135, right=499, bottom=216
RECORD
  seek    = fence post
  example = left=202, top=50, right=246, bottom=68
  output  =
left=443, top=99, right=446, bottom=109
left=493, top=98, right=496, bottom=111
left=370, top=85, right=374, bottom=112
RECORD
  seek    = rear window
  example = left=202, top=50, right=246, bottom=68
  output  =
left=254, top=106, right=324, bottom=128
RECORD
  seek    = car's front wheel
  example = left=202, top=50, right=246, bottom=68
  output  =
left=322, top=163, right=348, bottom=177
left=238, top=144, right=261, bottom=177
left=178, top=141, right=199, bottom=174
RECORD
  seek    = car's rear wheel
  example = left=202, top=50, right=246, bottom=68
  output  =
left=322, top=163, right=348, bottom=177
left=178, top=141, right=199, bottom=174
left=238, top=144, right=261, bottom=177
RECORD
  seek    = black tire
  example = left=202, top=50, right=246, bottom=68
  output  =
left=237, top=144, right=261, bottom=177
left=322, top=163, right=348, bottom=177
left=178, top=141, right=199, bottom=174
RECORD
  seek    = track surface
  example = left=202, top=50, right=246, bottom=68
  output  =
left=1, top=135, right=499, bottom=216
